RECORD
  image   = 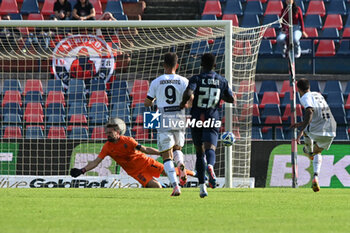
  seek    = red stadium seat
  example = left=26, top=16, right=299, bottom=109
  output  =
left=233, top=40, right=251, bottom=56
left=237, top=80, right=256, bottom=98
left=323, top=14, right=343, bottom=30
left=202, top=0, right=222, bottom=17
left=279, top=80, right=292, bottom=98
left=47, top=126, right=66, bottom=139
left=342, top=28, right=350, bottom=39
left=3, top=126, right=22, bottom=139
left=45, top=91, right=66, bottom=107
left=196, top=27, right=213, bottom=37
left=282, top=104, right=303, bottom=122
left=69, top=114, right=88, bottom=124
left=2, top=90, right=22, bottom=107
left=259, top=92, right=280, bottom=108
left=41, top=0, right=55, bottom=16
left=306, top=1, right=326, bottom=17
left=345, top=95, right=350, bottom=109
left=27, top=13, right=44, bottom=20
left=90, top=0, right=103, bottom=15
left=91, top=127, right=107, bottom=139
left=88, top=90, right=109, bottom=107
left=264, top=0, right=283, bottom=16
left=24, top=79, right=44, bottom=95
left=132, top=125, right=149, bottom=140
left=24, top=102, right=44, bottom=123
left=131, top=80, right=149, bottom=107
left=134, top=114, right=143, bottom=124
left=315, top=40, right=336, bottom=57
left=0, top=0, right=19, bottom=14
left=222, top=14, right=239, bottom=27
left=304, top=27, right=319, bottom=44
left=262, top=116, right=282, bottom=133
left=263, top=27, right=277, bottom=44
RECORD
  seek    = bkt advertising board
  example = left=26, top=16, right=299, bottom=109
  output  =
left=266, top=145, right=350, bottom=188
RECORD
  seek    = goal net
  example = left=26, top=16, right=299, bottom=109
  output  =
left=0, top=20, right=272, bottom=188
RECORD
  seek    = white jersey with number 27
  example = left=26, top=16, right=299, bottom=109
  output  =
left=300, top=91, right=336, bottom=137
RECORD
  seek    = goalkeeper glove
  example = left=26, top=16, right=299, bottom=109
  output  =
left=70, top=168, right=86, bottom=178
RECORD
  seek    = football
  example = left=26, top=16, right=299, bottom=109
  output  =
left=107, top=117, right=126, bottom=135
left=221, top=132, right=235, bottom=146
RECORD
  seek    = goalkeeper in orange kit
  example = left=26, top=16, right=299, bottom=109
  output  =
left=70, top=118, right=194, bottom=190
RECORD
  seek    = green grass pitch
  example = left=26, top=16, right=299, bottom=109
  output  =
left=0, top=188, right=349, bottom=233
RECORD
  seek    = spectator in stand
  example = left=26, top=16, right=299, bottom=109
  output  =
left=0, top=15, right=23, bottom=55
left=53, top=0, right=72, bottom=20
left=97, top=12, right=119, bottom=44
left=277, top=0, right=308, bottom=58
left=72, top=0, right=96, bottom=20
left=70, top=47, right=96, bottom=89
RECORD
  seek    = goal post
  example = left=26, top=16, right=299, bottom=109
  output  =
left=0, top=20, right=273, bottom=188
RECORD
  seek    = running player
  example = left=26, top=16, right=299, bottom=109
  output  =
left=290, top=78, right=336, bottom=192
left=180, top=53, right=235, bottom=198
left=144, top=52, right=189, bottom=196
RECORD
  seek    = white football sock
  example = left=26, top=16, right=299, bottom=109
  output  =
left=313, top=154, right=322, bottom=175
left=164, top=160, right=178, bottom=187
left=173, top=150, right=184, bottom=166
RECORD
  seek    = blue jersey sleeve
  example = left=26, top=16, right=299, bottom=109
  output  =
left=188, top=75, right=198, bottom=91
left=221, top=79, right=233, bottom=99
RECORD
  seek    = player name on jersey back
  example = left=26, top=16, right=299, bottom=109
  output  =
left=159, top=80, right=181, bottom=85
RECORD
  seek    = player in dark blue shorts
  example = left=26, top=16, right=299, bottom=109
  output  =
left=180, top=53, right=235, bottom=198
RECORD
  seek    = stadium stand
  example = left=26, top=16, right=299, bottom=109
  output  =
left=202, top=0, right=222, bottom=17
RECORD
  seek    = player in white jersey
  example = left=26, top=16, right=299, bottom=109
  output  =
left=144, top=52, right=190, bottom=196
left=291, top=78, right=336, bottom=192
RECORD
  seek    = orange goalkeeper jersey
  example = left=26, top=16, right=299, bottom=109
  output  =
left=98, top=136, right=156, bottom=176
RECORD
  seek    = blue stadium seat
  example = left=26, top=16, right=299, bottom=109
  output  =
left=67, top=92, right=87, bottom=106
left=334, top=127, right=349, bottom=140
left=253, top=115, right=261, bottom=124
left=46, top=79, right=64, bottom=94
left=68, top=127, right=89, bottom=139
left=259, top=39, right=273, bottom=56
left=68, top=102, right=88, bottom=118
left=24, top=91, right=43, bottom=105
left=26, top=126, right=45, bottom=139
left=132, top=103, right=150, bottom=121
left=295, top=0, right=305, bottom=15
left=2, top=79, right=22, bottom=94
left=3, top=114, right=22, bottom=123
left=89, top=103, right=109, bottom=124
left=323, top=80, right=342, bottom=97
left=330, top=105, right=347, bottom=124
left=262, top=127, right=284, bottom=140
left=309, top=80, right=320, bottom=92
left=254, top=92, right=259, bottom=105
left=90, top=78, right=106, bottom=92
left=304, top=15, right=323, bottom=29
left=68, top=79, right=86, bottom=94
left=280, top=92, right=301, bottom=112
left=262, top=14, right=281, bottom=29
left=241, top=14, right=260, bottom=27
left=327, top=0, right=347, bottom=15
left=261, top=104, right=281, bottom=121
left=258, top=80, right=278, bottom=99
left=201, top=14, right=217, bottom=20
left=3, top=103, right=22, bottom=115
left=8, top=13, right=23, bottom=20
left=252, top=127, right=263, bottom=140
left=105, top=0, right=124, bottom=15
left=346, top=109, right=350, bottom=123
left=244, top=1, right=263, bottom=16
left=20, top=0, right=40, bottom=14
left=113, top=13, right=128, bottom=21
left=223, top=0, right=243, bottom=16
left=300, top=40, right=314, bottom=57
left=110, top=102, right=131, bottom=120
left=46, top=103, right=66, bottom=124
left=320, top=28, right=340, bottom=45
left=190, top=40, right=210, bottom=55
left=337, top=40, right=350, bottom=56
left=211, top=37, right=225, bottom=55
left=344, top=81, right=350, bottom=97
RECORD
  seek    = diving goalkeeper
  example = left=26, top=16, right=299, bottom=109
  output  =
left=70, top=118, right=194, bottom=190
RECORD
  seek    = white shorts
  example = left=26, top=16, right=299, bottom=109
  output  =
left=157, top=130, right=185, bottom=152
left=304, top=132, right=334, bottom=151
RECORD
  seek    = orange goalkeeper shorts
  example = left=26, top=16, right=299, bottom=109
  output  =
left=131, top=159, right=164, bottom=187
